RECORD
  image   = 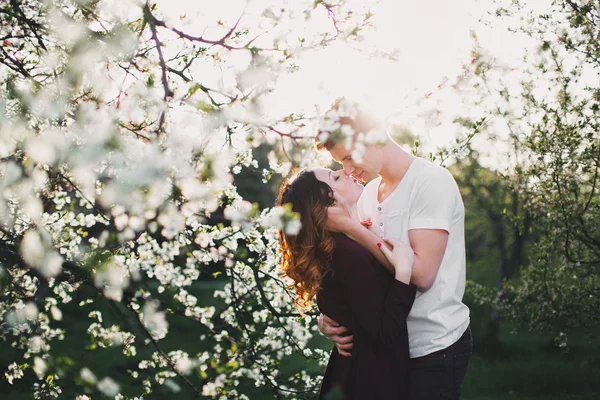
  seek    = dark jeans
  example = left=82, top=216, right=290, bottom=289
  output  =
left=409, top=326, right=472, bottom=400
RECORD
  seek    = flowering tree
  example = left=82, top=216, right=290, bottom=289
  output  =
left=0, top=0, right=377, bottom=398
left=447, top=0, right=600, bottom=345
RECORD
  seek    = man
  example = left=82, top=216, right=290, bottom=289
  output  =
left=315, top=99, right=472, bottom=400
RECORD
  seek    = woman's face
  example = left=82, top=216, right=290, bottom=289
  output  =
left=312, top=168, right=364, bottom=206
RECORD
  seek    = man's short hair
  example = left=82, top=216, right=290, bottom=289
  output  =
left=314, top=98, right=380, bottom=151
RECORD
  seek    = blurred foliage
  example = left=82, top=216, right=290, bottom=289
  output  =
left=1, top=0, right=598, bottom=398
left=452, top=0, right=600, bottom=343
left=0, top=0, right=374, bottom=398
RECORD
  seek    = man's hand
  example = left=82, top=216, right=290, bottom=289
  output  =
left=318, top=314, right=353, bottom=357
left=327, top=192, right=356, bottom=233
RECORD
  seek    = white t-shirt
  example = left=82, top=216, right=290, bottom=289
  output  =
left=357, top=157, right=470, bottom=358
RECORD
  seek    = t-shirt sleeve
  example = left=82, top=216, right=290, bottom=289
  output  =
left=338, top=246, right=416, bottom=349
left=408, top=166, right=460, bottom=233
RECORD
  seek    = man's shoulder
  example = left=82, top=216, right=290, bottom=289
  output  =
left=414, top=158, right=455, bottom=183
left=411, top=159, right=463, bottom=209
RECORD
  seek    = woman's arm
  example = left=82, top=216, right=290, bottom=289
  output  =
left=327, top=197, right=395, bottom=274
left=328, top=198, right=438, bottom=290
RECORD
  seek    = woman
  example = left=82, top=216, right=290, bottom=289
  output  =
left=277, top=168, right=416, bottom=400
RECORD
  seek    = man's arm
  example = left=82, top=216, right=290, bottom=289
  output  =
left=328, top=196, right=450, bottom=289
left=407, top=228, right=449, bottom=291
left=349, top=224, right=448, bottom=290
left=402, top=166, right=457, bottom=290
left=318, top=314, right=354, bottom=357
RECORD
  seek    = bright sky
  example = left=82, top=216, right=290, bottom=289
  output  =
left=158, top=0, right=551, bottom=165
left=272, top=0, right=490, bottom=116
left=265, top=0, right=546, bottom=150
left=274, top=0, right=551, bottom=166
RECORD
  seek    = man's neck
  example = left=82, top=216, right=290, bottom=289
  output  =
left=379, top=141, right=414, bottom=184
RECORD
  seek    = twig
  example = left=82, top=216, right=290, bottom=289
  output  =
left=126, top=300, right=204, bottom=396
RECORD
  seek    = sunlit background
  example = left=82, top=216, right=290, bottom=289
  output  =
left=155, top=0, right=550, bottom=166
left=1, top=0, right=599, bottom=398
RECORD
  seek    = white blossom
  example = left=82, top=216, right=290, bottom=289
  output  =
left=80, top=368, right=98, bottom=385
left=0, top=0, right=370, bottom=397
left=5, top=363, right=24, bottom=384
left=33, top=357, right=47, bottom=378
left=28, top=336, right=47, bottom=354
left=142, top=300, right=169, bottom=340
left=97, top=377, right=120, bottom=397
left=94, top=259, right=130, bottom=302
left=284, top=219, right=302, bottom=235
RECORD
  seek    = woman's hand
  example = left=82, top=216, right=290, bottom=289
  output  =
left=377, top=238, right=414, bottom=284
left=326, top=192, right=356, bottom=233
left=360, top=217, right=372, bottom=227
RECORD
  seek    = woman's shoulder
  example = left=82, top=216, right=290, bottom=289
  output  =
left=331, top=234, right=375, bottom=266
left=333, top=233, right=366, bottom=251
left=329, top=235, right=390, bottom=287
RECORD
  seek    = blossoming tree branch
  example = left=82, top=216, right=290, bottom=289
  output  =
left=0, top=0, right=376, bottom=398
left=2, top=0, right=599, bottom=398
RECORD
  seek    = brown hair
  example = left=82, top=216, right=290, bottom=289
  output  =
left=314, top=98, right=380, bottom=150
left=276, top=170, right=336, bottom=312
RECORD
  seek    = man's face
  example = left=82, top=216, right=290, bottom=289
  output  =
left=327, top=141, right=381, bottom=183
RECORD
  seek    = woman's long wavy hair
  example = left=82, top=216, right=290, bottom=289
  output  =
left=277, top=169, right=336, bottom=313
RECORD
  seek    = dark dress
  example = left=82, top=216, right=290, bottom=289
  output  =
left=317, top=234, right=416, bottom=400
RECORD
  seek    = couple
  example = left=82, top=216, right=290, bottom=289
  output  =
left=277, top=100, right=472, bottom=399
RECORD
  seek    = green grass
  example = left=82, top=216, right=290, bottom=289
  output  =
left=461, top=326, right=600, bottom=400
left=2, top=282, right=599, bottom=399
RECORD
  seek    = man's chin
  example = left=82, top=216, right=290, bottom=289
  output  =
left=357, top=173, right=373, bottom=184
